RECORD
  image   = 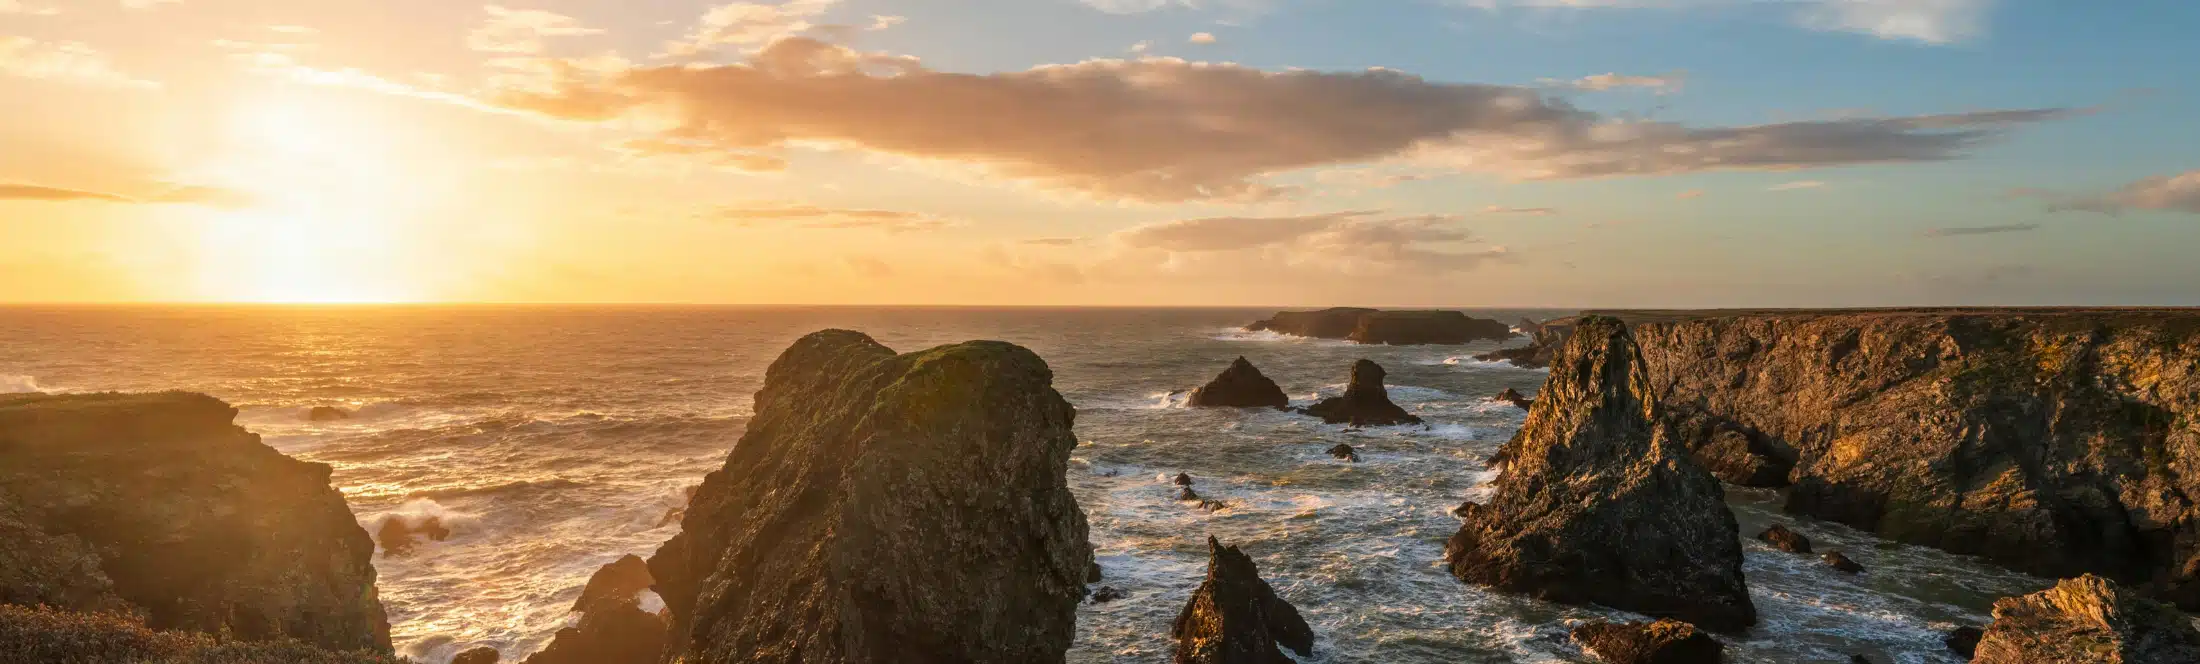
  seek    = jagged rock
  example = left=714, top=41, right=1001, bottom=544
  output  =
left=1301, top=360, right=1422, bottom=427
left=1446, top=317, right=1756, bottom=631
left=1172, top=537, right=1314, bottom=663
left=453, top=646, right=501, bottom=664
left=1494, top=388, right=1533, bottom=409
left=1569, top=619, right=1724, bottom=664
left=1944, top=626, right=1983, bottom=657
left=0, top=392, right=390, bottom=652
left=1326, top=444, right=1360, bottom=462
left=1179, top=487, right=1202, bottom=501
left=1822, top=551, right=1865, bottom=574
left=307, top=406, right=350, bottom=421
left=1517, top=318, right=1544, bottom=338
left=1175, top=473, right=1195, bottom=486
left=1756, top=525, right=1812, bottom=554
left=1090, top=587, right=1127, bottom=603
left=1973, top=574, right=2200, bottom=664
left=645, top=330, right=1092, bottom=663
left=523, top=556, right=665, bottom=664
left=1189, top=357, right=1290, bottom=409
left=375, top=516, right=451, bottom=557
left=1198, top=499, right=1231, bottom=513
left=1247, top=308, right=1514, bottom=345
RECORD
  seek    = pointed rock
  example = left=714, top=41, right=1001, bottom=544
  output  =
left=1570, top=619, right=1724, bottom=664
left=1494, top=388, right=1533, bottom=409
left=644, top=330, right=1092, bottom=663
left=1973, top=574, right=2200, bottom=663
left=1444, top=316, right=1756, bottom=631
left=1189, top=357, right=1290, bottom=409
left=1301, top=360, right=1421, bottom=426
left=1175, top=473, right=1195, bottom=486
left=1172, top=537, right=1315, bottom=663
left=523, top=557, right=665, bottom=664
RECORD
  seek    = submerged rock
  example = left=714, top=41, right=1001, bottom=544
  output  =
left=1246, top=308, right=1513, bottom=345
left=523, top=556, right=665, bottom=664
left=1300, top=360, right=1422, bottom=427
left=1569, top=619, right=1724, bottom=664
left=645, top=330, right=1092, bottom=663
left=1326, top=444, right=1360, bottom=462
left=375, top=515, right=451, bottom=557
left=0, top=392, right=390, bottom=652
left=453, top=647, right=501, bottom=664
left=1090, top=586, right=1127, bottom=603
left=1973, top=574, right=2200, bottom=663
left=307, top=405, right=350, bottom=421
left=1822, top=551, right=1865, bottom=574
left=1756, top=525, right=1812, bottom=554
left=1188, top=357, right=1290, bottom=409
left=1172, top=537, right=1314, bottom=663
left=1445, top=317, right=1757, bottom=631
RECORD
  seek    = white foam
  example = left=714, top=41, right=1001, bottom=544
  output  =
left=1, top=375, right=44, bottom=394
left=636, top=589, right=665, bottom=614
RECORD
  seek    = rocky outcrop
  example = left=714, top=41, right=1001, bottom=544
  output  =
left=1658, top=407, right=1792, bottom=487
left=523, top=555, right=665, bottom=664
left=1247, top=308, right=1514, bottom=345
left=376, top=515, right=451, bottom=556
left=1569, top=619, right=1724, bottom=664
left=1972, top=574, right=2200, bottom=663
left=1188, top=357, right=1290, bottom=409
left=307, top=406, right=350, bottom=421
left=1755, top=525, right=1812, bottom=554
left=1171, top=537, right=1314, bottom=664
left=0, top=604, right=406, bottom=664
left=1301, top=360, right=1422, bottom=426
left=1583, top=309, right=2200, bottom=607
left=1326, top=444, right=1360, bottom=462
left=1446, top=318, right=1756, bottom=631
left=1944, top=626, right=1983, bottom=657
left=0, top=392, right=390, bottom=652
left=1494, top=388, right=1533, bottom=410
left=645, top=330, right=1093, bottom=663
left=1822, top=551, right=1865, bottom=574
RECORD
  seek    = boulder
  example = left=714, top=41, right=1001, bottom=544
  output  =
left=1246, top=308, right=1514, bottom=345
left=1494, top=388, right=1533, bottom=410
left=1756, top=525, right=1812, bottom=554
left=1822, top=551, right=1865, bottom=574
left=1944, top=626, right=1983, bottom=657
left=1188, top=358, right=1290, bottom=409
left=1172, top=537, right=1314, bottom=664
left=1326, top=444, right=1360, bottom=462
left=0, top=392, right=390, bottom=652
left=1973, top=574, right=2200, bottom=663
left=523, top=556, right=665, bottom=664
left=1090, top=587, right=1127, bottom=603
left=376, top=515, right=451, bottom=557
left=644, top=330, right=1092, bottom=663
left=307, top=406, right=350, bottom=421
left=1300, top=360, right=1422, bottom=427
left=453, top=647, right=502, bottom=664
left=1569, top=619, right=1724, bottom=664
left=1445, top=317, right=1757, bottom=631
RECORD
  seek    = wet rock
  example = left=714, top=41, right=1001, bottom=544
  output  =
left=1247, top=308, right=1513, bottom=345
left=1658, top=407, right=1793, bottom=488
left=1822, top=551, right=1865, bottom=574
left=1300, top=360, right=1422, bottom=427
left=573, top=555, right=654, bottom=614
left=453, top=646, right=501, bottom=664
left=307, top=405, right=350, bottom=421
left=523, top=556, right=666, bottom=664
left=1326, top=444, right=1360, bottom=462
left=1846, top=656, right=1872, bottom=664
left=1494, top=388, right=1533, bottom=409
left=1172, top=537, right=1314, bottom=663
left=0, top=392, right=390, bottom=652
left=1090, top=586, right=1127, bottom=603
left=1973, top=574, right=2200, bottom=664
left=1517, top=318, right=1545, bottom=338
left=1944, top=626, right=1983, bottom=657
left=1175, top=472, right=1195, bottom=487
left=1474, top=344, right=1554, bottom=370
left=1089, top=561, right=1104, bottom=583
left=1198, top=499, right=1231, bottom=513
left=1569, top=619, right=1724, bottom=664
left=1450, top=501, right=1478, bottom=518
left=376, top=515, right=451, bottom=557
left=1179, top=487, right=1202, bottom=501
left=1446, top=317, right=1757, bottom=632
left=1756, top=525, right=1812, bottom=554
left=644, top=330, right=1092, bottom=663
left=1189, top=357, right=1290, bottom=409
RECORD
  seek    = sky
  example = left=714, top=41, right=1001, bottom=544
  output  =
left=2, top=0, right=2196, bottom=307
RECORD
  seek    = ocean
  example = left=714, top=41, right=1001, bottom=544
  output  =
left=0, top=306, right=2049, bottom=663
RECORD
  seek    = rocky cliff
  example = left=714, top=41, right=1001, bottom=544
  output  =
left=646, top=330, right=1093, bottom=663
left=1972, top=574, right=2200, bottom=663
left=1247, top=308, right=1514, bottom=345
left=0, top=392, right=391, bottom=652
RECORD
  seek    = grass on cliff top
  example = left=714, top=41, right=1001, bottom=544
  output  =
left=0, top=605, right=410, bottom=664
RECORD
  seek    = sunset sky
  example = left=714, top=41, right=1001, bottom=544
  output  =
left=3, top=0, right=2196, bottom=306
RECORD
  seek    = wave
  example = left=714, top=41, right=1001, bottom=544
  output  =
left=407, top=478, right=589, bottom=501
left=0, top=375, right=43, bottom=394
left=1206, top=328, right=1352, bottom=346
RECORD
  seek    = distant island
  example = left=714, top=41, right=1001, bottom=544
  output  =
left=1246, top=307, right=1516, bottom=345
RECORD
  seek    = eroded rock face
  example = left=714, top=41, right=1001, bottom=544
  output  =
left=646, top=330, right=1092, bottom=663
left=1247, top=308, right=1513, bottom=345
left=1301, top=360, right=1422, bottom=427
left=1188, top=357, right=1290, bottom=409
left=1172, top=537, right=1314, bottom=664
left=0, top=392, right=390, bottom=652
left=1446, top=318, right=1756, bottom=631
left=1569, top=619, right=1724, bottom=664
left=523, top=555, right=665, bottom=664
left=1973, top=574, right=2200, bottom=664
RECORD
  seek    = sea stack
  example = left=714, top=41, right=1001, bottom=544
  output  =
left=645, top=330, right=1093, bottom=663
left=0, top=391, right=391, bottom=652
left=1301, top=360, right=1422, bottom=426
left=1972, top=574, right=2200, bottom=663
left=1188, top=357, right=1290, bottom=409
left=1445, top=317, right=1756, bottom=631
left=523, top=555, right=665, bottom=664
left=1172, top=537, right=1315, bottom=664
left=1246, top=308, right=1514, bottom=345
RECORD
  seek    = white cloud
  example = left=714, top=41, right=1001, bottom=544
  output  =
left=119, top=0, right=179, bottom=9
left=664, top=0, right=837, bottom=57
left=708, top=203, right=960, bottom=233
left=1481, top=205, right=1557, bottom=215
left=1548, top=71, right=1685, bottom=93
left=1, top=0, right=59, bottom=15
left=1799, top=0, right=1993, bottom=45
left=1114, top=210, right=1508, bottom=273
left=0, top=37, right=157, bottom=89
left=469, top=5, right=603, bottom=54
left=1922, top=223, right=2037, bottom=238
left=1768, top=180, right=1826, bottom=191
left=2045, top=169, right=2200, bottom=215
left=1676, top=189, right=1705, bottom=199
left=1189, top=32, right=1218, bottom=44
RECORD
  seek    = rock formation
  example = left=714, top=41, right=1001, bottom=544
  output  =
left=307, top=406, right=350, bottom=421
left=1179, top=486, right=1202, bottom=501
left=1493, top=388, right=1533, bottom=409
left=1755, top=525, right=1812, bottom=554
left=1658, top=407, right=1791, bottom=487
left=645, top=330, right=1093, bottom=663
left=0, top=392, right=390, bottom=652
left=1326, top=444, right=1360, bottom=462
left=1822, top=551, right=1865, bottom=574
left=1517, top=318, right=1544, bottom=338
left=0, top=604, right=406, bottom=664
left=453, top=646, right=501, bottom=664
left=1175, top=473, right=1195, bottom=487
left=376, top=515, right=451, bottom=556
left=1090, top=587, right=1126, bottom=603
left=1301, top=360, right=1422, bottom=426
left=1445, top=317, right=1756, bottom=631
left=1943, top=626, right=1983, bottom=658
left=1569, top=619, right=1724, bottom=664
left=1246, top=308, right=1514, bottom=345
left=1473, top=344, right=1554, bottom=370
left=1972, top=574, right=2200, bottom=663
left=1171, top=537, right=1314, bottom=664
left=1188, top=357, right=1290, bottom=409
left=523, top=555, right=665, bottom=664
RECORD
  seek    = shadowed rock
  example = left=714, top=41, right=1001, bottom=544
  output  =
left=1756, top=525, right=1812, bottom=554
left=1944, top=626, right=1982, bottom=658
left=523, top=556, right=665, bottom=664
left=1822, top=551, right=1865, bottom=574
left=1172, top=537, right=1314, bottom=664
left=1659, top=407, right=1792, bottom=488
left=1090, top=587, right=1126, bottom=603
left=307, top=406, right=350, bottom=421
left=1326, top=444, right=1360, bottom=462
left=1445, top=317, right=1756, bottom=632
left=1175, top=473, right=1195, bottom=487
left=1300, top=360, right=1421, bottom=427
left=453, top=647, right=501, bottom=664
left=1973, top=574, right=2200, bottom=663
left=1494, top=388, right=1533, bottom=410
left=0, top=392, right=390, bottom=652
left=1189, top=358, right=1290, bottom=409
left=645, top=330, right=1092, bottom=664
left=375, top=516, right=450, bottom=557
left=1570, top=619, right=1724, bottom=664
left=1247, top=308, right=1514, bottom=345
left=1178, top=487, right=1202, bottom=501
